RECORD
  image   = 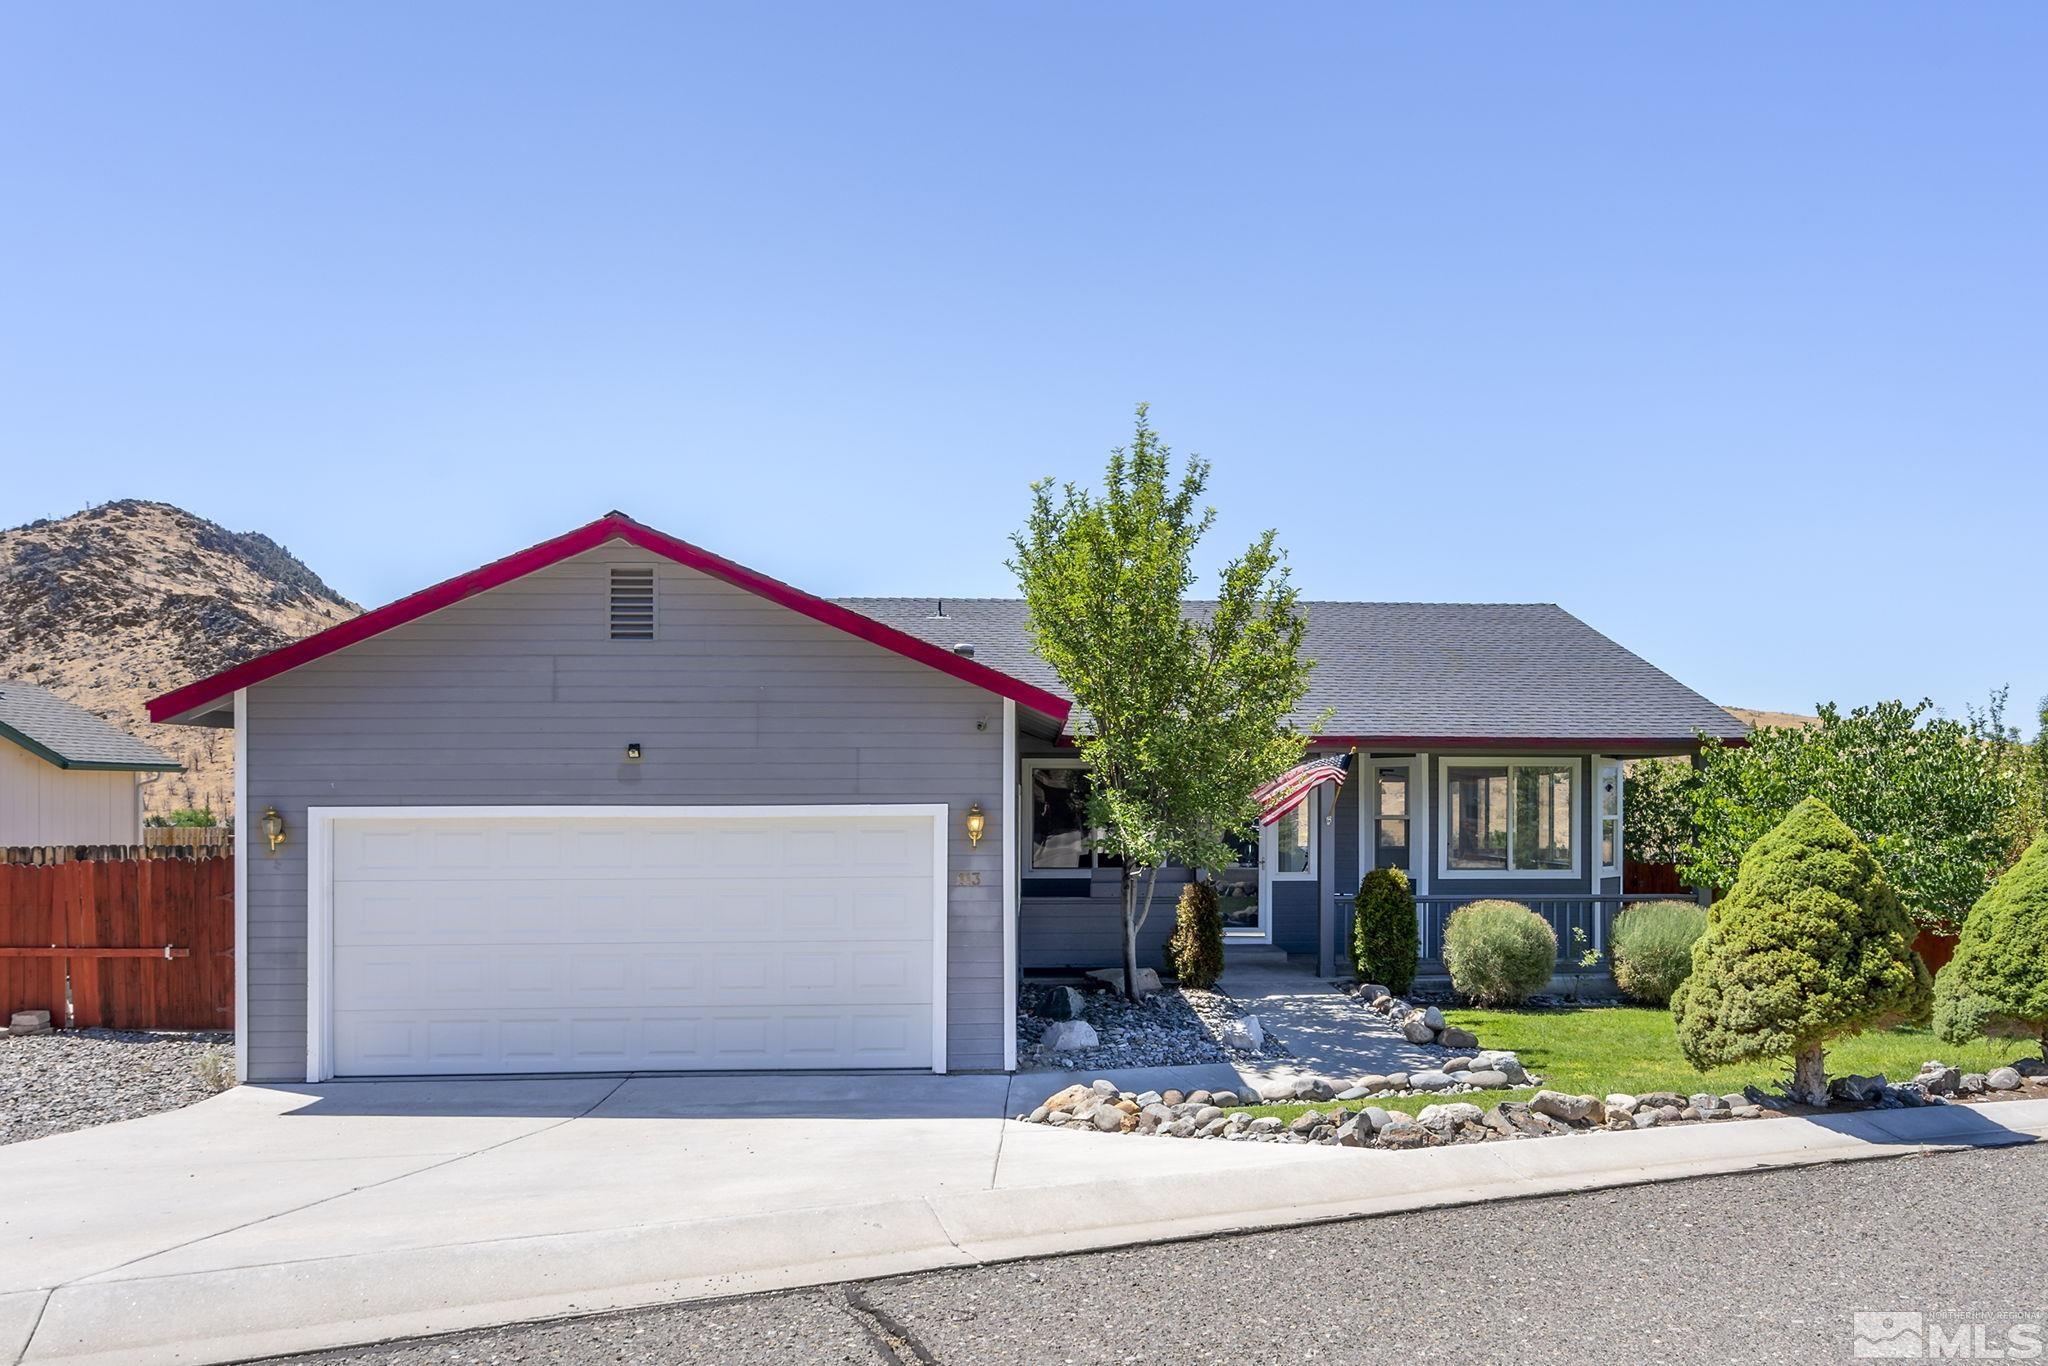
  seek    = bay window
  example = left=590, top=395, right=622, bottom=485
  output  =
left=1442, top=759, right=1578, bottom=876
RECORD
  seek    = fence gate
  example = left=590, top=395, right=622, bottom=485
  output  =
left=0, top=850, right=234, bottom=1031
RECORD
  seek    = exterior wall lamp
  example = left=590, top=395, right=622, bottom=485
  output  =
left=965, top=803, right=986, bottom=849
left=260, top=805, right=287, bottom=854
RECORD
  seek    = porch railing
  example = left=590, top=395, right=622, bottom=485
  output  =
left=1334, top=891, right=1702, bottom=970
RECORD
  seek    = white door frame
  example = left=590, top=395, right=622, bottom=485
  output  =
left=305, top=803, right=951, bottom=1083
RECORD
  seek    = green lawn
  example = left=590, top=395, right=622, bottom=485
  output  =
left=1235, top=1005, right=2034, bottom=1123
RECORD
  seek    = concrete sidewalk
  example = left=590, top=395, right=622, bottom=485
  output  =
left=2, top=1078, right=2042, bottom=1366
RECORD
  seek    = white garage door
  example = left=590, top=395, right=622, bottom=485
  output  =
left=315, top=807, right=944, bottom=1078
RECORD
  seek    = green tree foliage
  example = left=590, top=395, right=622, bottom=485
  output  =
left=1673, top=798, right=1932, bottom=1105
left=1009, top=406, right=1318, bottom=997
left=1165, top=880, right=1226, bottom=990
left=144, top=808, right=219, bottom=828
left=1350, top=867, right=1418, bottom=995
left=1442, top=900, right=1556, bottom=1006
left=1934, top=835, right=2048, bottom=1061
left=1686, top=698, right=2024, bottom=933
left=1621, top=758, right=1695, bottom=867
left=1609, top=900, right=1708, bottom=1006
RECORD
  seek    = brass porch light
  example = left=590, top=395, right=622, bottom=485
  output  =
left=260, top=806, right=287, bottom=854
left=965, top=803, right=986, bottom=849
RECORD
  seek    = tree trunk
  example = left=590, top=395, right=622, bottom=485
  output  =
left=1791, top=1044, right=1828, bottom=1106
left=1120, top=865, right=1142, bottom=1001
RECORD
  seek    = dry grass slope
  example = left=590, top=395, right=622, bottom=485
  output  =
left=0, top=500, right=357, bottom=817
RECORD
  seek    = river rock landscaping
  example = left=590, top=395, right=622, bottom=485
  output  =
left=0, top=1028, right=236, bottom=1145
left=1016, top=980, right=1291, bottom=1070
left=1015, top=1055, right=2048, bottom=1150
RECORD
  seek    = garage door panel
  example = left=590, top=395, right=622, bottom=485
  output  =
left=333, top=1004, right=935, bottom=1074
left=335, top=878, right=932, bottom=945
left=327, top=811, right=939, bottom=1075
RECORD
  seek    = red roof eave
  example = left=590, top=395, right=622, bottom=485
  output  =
left=147, top=514, right=1074, bottom=726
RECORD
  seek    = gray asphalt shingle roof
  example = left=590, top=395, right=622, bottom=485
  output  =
left=837, top=598, right=1747, bottom=745
left=0, top=680, right=180, bottom=770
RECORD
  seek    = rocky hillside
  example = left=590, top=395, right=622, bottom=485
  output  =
left=0, top=501, right=358, bottom=817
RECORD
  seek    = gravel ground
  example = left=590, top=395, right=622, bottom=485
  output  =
left=0, top=1029, right=235, bottom=1145
left=251, top=1142, right=2048, bottom=1364
left=1015, top=983, right=1289, bottom=1070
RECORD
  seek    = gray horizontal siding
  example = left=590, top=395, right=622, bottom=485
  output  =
left=242, top=543, right=1007, bottom=1081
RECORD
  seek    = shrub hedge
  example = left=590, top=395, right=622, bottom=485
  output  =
left=1351, top=867, right=1419, bottom=994
left=1935, top=834, right=2048, bottom=1059
left=1166, top=879, right=1226, bottom=990
left=1610, top=900, right=1709, bottom=1006
left=1442, top=900, right=1557, bottom=1006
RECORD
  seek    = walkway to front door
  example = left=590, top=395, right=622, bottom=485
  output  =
left=1216, top=955, right=1443, bottom=1081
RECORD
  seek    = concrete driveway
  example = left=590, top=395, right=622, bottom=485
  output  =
left=4, top=1073, right=2042, bottom=1366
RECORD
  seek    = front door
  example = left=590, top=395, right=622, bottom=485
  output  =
left=1214, top=801, right=1313, bottom=943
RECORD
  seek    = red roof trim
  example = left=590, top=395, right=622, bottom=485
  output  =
left=147, top=514, right=1073, bottom=725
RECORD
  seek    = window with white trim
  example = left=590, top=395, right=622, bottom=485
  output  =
left=1270, top=801, right=1314, bottom=878
left=1597, top=760, right=1622, bottom=876
left=1024, top=762, right=1123, bottom=871
left=1372, top=764, right=1411, bottom=871
left=1442, top=759, right=1578, bottom=875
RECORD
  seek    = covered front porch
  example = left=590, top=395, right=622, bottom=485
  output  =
left=1018, top=743, right=1708, bottom=985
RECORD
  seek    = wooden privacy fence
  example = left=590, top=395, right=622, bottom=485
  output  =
left=0, top=848, right=234, bottom=1030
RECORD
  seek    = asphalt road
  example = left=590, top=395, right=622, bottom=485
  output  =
left=262, top=1142, right=2048, bottom=1365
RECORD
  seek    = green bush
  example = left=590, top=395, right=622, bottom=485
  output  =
left=1442, top=900, right=1557, bottom=1006
left=1935, top=834, right=2048, bottom=1060
left=1351, top=867, right=1419, bottom=994
left=1673, top=797, right=1931, bottom=1104
left=1610, top=900, right=1709, bottom=1005
left=1166, top=880, right=1226, bottom=990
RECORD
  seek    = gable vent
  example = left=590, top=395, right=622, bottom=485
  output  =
left=609, top=567, right=656, bottom=640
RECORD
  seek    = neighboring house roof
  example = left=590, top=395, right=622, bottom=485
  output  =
left=0, top=679, right=181, bottom=771
left=842, top=598, right=1749, bottom=748
left=147, top=513, right=1074, bottom=726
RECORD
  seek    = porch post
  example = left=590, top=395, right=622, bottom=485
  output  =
left=1316, top=781, right=1336, bottom=979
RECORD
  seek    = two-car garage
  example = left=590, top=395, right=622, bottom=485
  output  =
left=307, top=807, right=948, bottom=1079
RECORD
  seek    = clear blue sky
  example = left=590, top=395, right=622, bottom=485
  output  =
left=4, top=6, right=2042, bottom=726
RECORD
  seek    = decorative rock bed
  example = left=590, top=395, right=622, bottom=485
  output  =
left=1013, top=1056, right=2048, bottom=1150
left=1016, top=981, right=1290, bottom=1070
left=1, top=1029, right=235, bottom=1146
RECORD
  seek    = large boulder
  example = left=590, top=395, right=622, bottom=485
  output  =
left=1530, top=1090, right=1605, bottom=1126
left=1407, top=1069, right=1455, bottom=1091
left=1986, top=1066, right=2023, bottom=1091
left=1827, top=1074, right=1887, bottom=1105
left=1400, top=1015, right=1438, bottom=1044
left=1416, top=1102, right=1484, bottom=1131
left=1222, top=1015, right=1266, bottom=1051
left=1040, top=987, right=1087, bottom=1021
left=1290, top=1076, right=1338, bottom=1102
left=1041, top=1020, right=1100, bottom=1052
left=1438, top=1026, right=1479, bottom=1049
left=1040, top=1083, right=1095, bottom=1113
left=1086, top=967, right=1162, bottom=995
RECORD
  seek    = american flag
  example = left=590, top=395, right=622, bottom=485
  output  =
left=1252, top=751, right=1352, bottom=826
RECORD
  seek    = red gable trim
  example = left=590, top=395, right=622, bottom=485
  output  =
left=147, top=514, right=1073, bottom=725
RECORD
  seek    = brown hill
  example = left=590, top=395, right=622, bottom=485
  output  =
left=1722, top=706, right=1821, bottom=731
left=0, top=500, right=358, bottom=818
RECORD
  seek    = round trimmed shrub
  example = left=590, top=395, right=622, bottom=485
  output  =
left=1610, top=900, right=1709, bottom=1005
left=1351, top=867, right=1418, bottom=994
left=1673, top=797, right=1931, bottom=1105
left=1442, top=900, right=1557, bottom=1006
left=1166, top=880, right=1226, bottom=990
left=1935, top=834, right=2048, bottom=1060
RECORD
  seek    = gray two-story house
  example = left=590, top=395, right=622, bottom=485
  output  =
left=151, top=512, right=1742, bottom=1084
